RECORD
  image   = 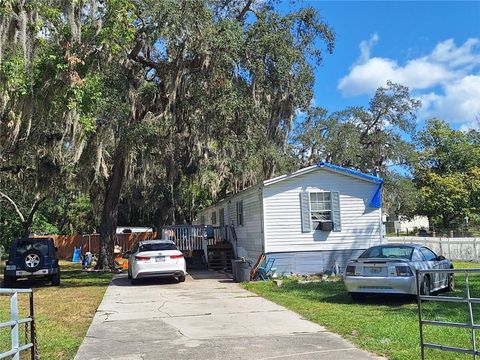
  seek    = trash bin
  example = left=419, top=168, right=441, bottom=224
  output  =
left=237, top=261, right=251, bottom=283
left=231, top=260, right=238, bottom=281
left=231, top=259, right=243, bottom=282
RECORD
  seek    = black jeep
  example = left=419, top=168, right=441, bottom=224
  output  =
left=3, top=237, right=60, bottom=287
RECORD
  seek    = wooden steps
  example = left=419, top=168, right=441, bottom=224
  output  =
left=207, top=242, right=234, bottom=273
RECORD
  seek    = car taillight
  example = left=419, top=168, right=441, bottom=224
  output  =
left=395, top=266, right=413, bottom=276
left=170, top=254, right=184, bottom=259
left=346, top=265, right=356, bottom=276
left=135, top=256, right=151, bottom=261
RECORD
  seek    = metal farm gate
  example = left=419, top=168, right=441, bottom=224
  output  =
left=0, top=288, right=37, bottom=360
left=417, top=268, right=480, bottom=359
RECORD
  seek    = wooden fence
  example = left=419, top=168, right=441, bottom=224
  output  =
left=34, top=232, right=157, bottom=259
left=385, top=236, right=480, bottom=262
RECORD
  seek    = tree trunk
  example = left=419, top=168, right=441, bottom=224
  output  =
left=22, top=196, right=46, bottom=237
left=96, top=145, right=127, bottom=270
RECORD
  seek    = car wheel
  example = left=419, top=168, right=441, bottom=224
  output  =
left=421, top=276, right=431, bottom=296
left=178, top=275, right=186, bottom=283
left=50, top=272, right=60, bottom=286
left=350, top=292, right=365, bottom=301
left=22, top=249, right=43, bottom=272
left=448, top=273, right=455, bottom=292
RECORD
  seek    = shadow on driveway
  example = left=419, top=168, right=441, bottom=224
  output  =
left=111, top=275, right=179, bottom=287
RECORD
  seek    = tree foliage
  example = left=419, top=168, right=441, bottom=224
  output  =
left=0, top=1, right=335, bottom=267
left=414, top=119, right=480, bottom=229
left=292, top=81, right=420, bottom=174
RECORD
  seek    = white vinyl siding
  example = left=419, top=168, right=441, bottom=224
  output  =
left=196, top=166, right=381, bottom=274
left=263, top=168, right=382, bottom=254
left=196, top=186, right=263, bottom=264
left=233, top=189, right=263, bottom=262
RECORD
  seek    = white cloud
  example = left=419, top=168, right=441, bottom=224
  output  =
left=338, top=38, right=480, bottom=128
left=358, top=33, right=379, bottom=64
left=420, top=75, right=480, bottom=126
left=429, top=38, right=480, bottom=69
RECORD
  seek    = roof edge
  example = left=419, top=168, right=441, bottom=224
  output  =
left=263, top=162, right=383, bottom=187
left=317, top=162, right=384, bottom=184
left=199, top=163, right=383, bottom=213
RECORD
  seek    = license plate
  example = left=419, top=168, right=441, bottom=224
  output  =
left=370, top=267, right=381, bottom=273
left=6, top=265, right=16, bottom=270
left=155, top=256, right=165, bottom=262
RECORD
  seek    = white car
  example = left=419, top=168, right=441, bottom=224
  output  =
left=127, top=240, right=186, bottom=284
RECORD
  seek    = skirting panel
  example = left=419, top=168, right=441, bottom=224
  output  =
left=266, top=249, right=365, bottom=275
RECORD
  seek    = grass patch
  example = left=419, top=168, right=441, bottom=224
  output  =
left=0, top=261, right=112, bottom=359
left=243, top=261, right=480, bottom=360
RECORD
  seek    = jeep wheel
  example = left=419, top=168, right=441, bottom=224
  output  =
left=23, top=249, right=43, bottom=272
left=51, top=272, right=60, bottom=286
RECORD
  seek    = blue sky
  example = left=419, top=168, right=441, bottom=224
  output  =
left=278, top=1, right=480, bottom=130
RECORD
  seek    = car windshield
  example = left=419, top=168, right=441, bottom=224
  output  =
left=359, top=246, right=414, bottom=260
left=16, top=239, right=49, bottom=256
left=138, top=243, right=177, bottom=252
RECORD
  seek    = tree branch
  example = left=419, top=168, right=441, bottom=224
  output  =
left=0, top=165, right=25, bottom=173
left=26, top=195, right=47, bottom=229
left=237, top=0, right=253, bottom=21
left=0, top=191, right=26, bottom=223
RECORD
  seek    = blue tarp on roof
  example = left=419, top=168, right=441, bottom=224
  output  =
left=317, top=162, right=383, bottom=209
left=317, top=162, right=384, bottom=184
left=369, top=184, right=382, bottom=209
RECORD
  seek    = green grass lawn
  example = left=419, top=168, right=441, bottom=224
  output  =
left=0, top=261, right=112, bottom=359
left=243, top=261, right=480, bottom=360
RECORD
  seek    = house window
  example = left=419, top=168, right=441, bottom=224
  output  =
left=301, top=191, right=341, bottom=233
left=211, top=211, right=217, bottom=225
left=309, top=192, right=332, bottom=227
left=219, top=208, right=225, bottom=226
left=236, top=200, right=243, bottom=226
left=200, top=215, right=205, bottom=224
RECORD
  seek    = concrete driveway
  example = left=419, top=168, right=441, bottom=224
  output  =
left=75, top=271, right=383, bottom=360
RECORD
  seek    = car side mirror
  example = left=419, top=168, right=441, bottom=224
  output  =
left=437, top=255, right=446, bottom=261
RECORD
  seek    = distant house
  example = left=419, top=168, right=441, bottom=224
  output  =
left=196, top=162, right=384, bottom=275
left=116, top=227, right=153, bottom=234
left=384, top=215, right=429, bottom=235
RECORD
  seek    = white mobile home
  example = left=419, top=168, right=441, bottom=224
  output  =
left=196, top=162, right=384, bottom=274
